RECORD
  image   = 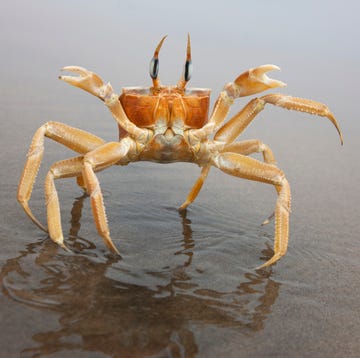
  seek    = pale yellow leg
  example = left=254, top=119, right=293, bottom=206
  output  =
left=222, top=139, right=277, bottom=166
left=179, top=165, right=211, bottom=211
left=81, top=139, right=133, bottom=254
left=214, top=95, right=343, bottom=145
left=17, top=125, right=47, bottom=231
left=180, top=140, right=277, bottom=212
left=45, top=157, right=84, bottom=249
left=222, top=140, right=278, bottom=225
left=262, top=93, right=343, bottom=144
left=17, top=121, right=105, bottom=231
left=214, top=98, right=264, bottom=143
left=213, top=153, right=291, bottom=268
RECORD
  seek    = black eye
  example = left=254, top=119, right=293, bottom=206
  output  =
left=149, top=57, right=159, bottom=79
left=184, top=59, right=192, bottom=82
left=149, top=36, right=166, bottom=85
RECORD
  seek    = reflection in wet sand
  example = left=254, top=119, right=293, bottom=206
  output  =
left=1, top=195, right=280, bottom=357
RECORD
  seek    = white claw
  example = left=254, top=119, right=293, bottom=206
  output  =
left=58, top=65, right=107, bottom=99
left=61, top=66, right=90, bottom=76
left=231, top=63, right=287, bottom=97
left=58, top=75, right=80, bottom=83
left=252, top=64, right=287, bottom=88
left=253, top=64, right=280, bottom=74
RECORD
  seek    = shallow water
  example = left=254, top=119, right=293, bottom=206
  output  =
left=2, top=108, right=359, bottom=357
left=1, top=200, right=280, bottom=356
left=1, top=1, right=360, bottom=357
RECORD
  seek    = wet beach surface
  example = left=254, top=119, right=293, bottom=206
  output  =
left=1, top=1, right=360, bottom=357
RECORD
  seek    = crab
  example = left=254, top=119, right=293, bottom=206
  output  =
left=17, top=35, right=343, bottom=268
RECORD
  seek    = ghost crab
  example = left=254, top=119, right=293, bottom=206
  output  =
left=17, top=35, right=343, bottom=268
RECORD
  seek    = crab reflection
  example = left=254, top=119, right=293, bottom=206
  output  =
left=1, top=194, right=281, bottom=356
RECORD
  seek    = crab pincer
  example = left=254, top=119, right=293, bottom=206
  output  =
left=225, top=64, right=287, bottom=98
left=59, top=66, right=113, bottom=100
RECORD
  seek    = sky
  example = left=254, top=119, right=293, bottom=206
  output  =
left=0, top=0, right=358, bottom=141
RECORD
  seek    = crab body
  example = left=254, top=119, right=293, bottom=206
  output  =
left=119, top=86, right=210, bottom=163
left=17, top=35, right=343, bottom=268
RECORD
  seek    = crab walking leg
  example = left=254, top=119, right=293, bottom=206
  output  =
left=82, top=139, right=133, bottom=254
left=222, top=140, right=277, bottom=166
left=17, top=126, right=47, bottom=231
left=179, top=165, right=211, bottom=211
left=263, top=94, right=343, bottom=144
left=17, top=121, right=105, bottom=232
left=180, top=140, right=277, bottom=211
left=214, top=95, right=343, bottom=145
left=212, top=153, right=291, bottom=268
left=222, top=140, right=279, bottom=225
left=214, top=98, right=264, bottom=143
left=45, top=157, right=84, bottom=249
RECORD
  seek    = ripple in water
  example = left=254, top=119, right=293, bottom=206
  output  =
left=1, top=194, right=282, bottom=356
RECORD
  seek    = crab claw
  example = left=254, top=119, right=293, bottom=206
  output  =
left=59, top=66, right=113, bottom=100
left=226, top=64, right=287, bottom=98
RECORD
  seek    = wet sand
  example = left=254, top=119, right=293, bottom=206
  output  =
left=1, top=1, right=360, bottom=357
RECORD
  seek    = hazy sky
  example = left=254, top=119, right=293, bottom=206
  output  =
left=1, top=0, right=358, bottom=81
left=1, top=0, right=358, bottom=138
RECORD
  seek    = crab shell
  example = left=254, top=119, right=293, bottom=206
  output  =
left=119, top=87, right=211, bottom=133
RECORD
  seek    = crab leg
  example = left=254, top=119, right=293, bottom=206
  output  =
left=59, top=66, right=114, bottom=101
left=45, top=157, right=84, bottom=249
left=212, top=153, right=291, bottom=268
left=214, top=94, right=343, bottom=145
left=223, top=140, right=279, bottom=225
left=180, top=139, right=278, bottom=211
left=264, top=94, right=343, bottom=144
left=59, top=67, right=149, bottom=143
left=221, top=140, right=277, bottom=166
left=82, top=139, right=133, bottom=254
left=179, top=165, right=211, bottom=211
left=190, top=65, right=285, bottom=142
left=149, top=35, right=167, bottom=90
left=177, top=33, right=192, bottom=91
left=105, top=94, right=150, bottom=144
left=17, top=121, right=105, bottom=232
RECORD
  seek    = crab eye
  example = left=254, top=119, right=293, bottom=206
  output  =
left=177, top=34, right=192, bottom=90
left=149, top=57, right=159, bottom=79
left=184, top=59, right=192, bottom=82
